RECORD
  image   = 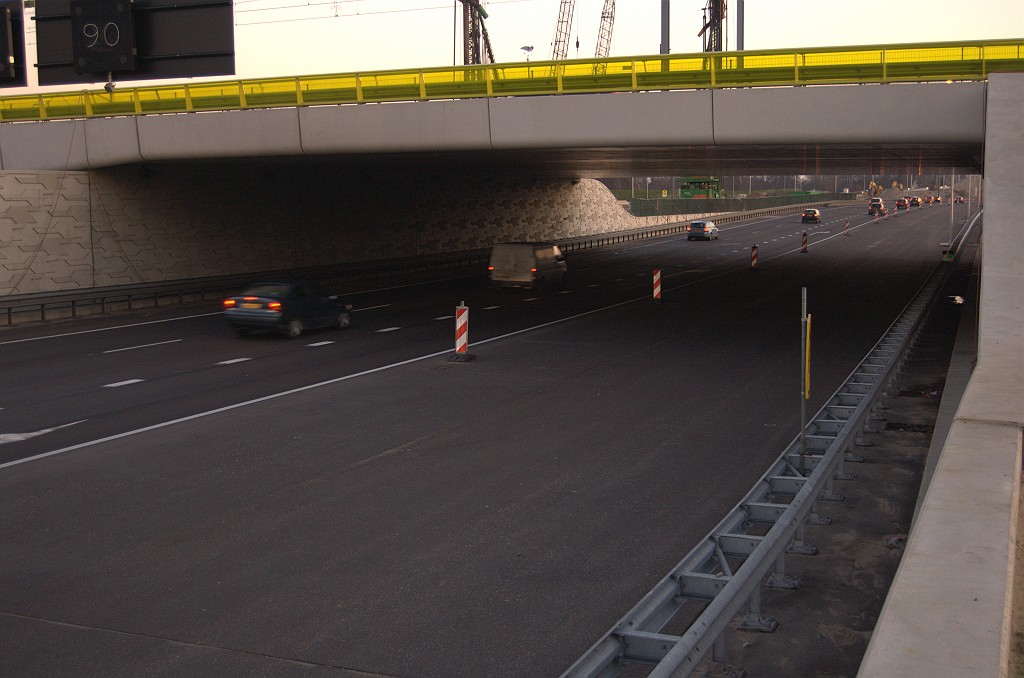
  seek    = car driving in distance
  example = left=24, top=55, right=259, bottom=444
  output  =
left=910, top=196, right=922, bottom=207
left=686, top=220, right=719, bottom=240
left=868, top=199, right=885, bottom=215
left=895, top=198, right=909, bottom=210
left=801, top=209, right=821, bottom=223
left=488, top=242, right=567, bottom=290
left=223, top=280, right=352, bottom=338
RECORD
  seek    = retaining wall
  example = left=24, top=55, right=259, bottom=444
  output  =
left=0, top=170, right=682, bottom=295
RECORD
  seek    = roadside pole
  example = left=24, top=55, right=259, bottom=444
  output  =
left=800, top=287, right=810, bottom=475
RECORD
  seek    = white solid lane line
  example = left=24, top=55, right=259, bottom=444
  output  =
left=103, top=339, right=183, bottom=354
left=0, top=312, right=222, bottom=345
left=435, top=315, right=455, bottom=320
left=307, top=341, right=334, bottom=347
left=376, top=327, right=402, bottom=333
left=104, top=379, right=144, bottom=388
left=217, top=358, right=252, bottom=365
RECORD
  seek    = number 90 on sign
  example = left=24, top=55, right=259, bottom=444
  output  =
left=70, top=0, right=137, bottom=74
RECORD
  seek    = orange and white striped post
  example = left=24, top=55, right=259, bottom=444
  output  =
left=844, top=219, right=851, bottom=236
left=449, top=301, right=475, bottom=362
left=874, top=213, right=879, bottom=223
left=653, top=268, right=662, bottom=301
left=801, top=232, right=809, bottom=253
left=750, top=245, right=759, bottom=270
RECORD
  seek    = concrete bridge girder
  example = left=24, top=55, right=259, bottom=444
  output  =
left=0, top=82, right=986, bottom=176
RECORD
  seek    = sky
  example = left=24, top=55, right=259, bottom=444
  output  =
left=12, top=0, right=1024, bottom=92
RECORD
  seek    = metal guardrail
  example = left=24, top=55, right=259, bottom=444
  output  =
left=562, top=257, right=953, bottom=677
left=0, top=39, right=1021, bottom=122
left=0, top=203, right=827, bottom=326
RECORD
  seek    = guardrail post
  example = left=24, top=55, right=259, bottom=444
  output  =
left=294, top=78, right=304, bottom=106
left=765, top=552, right=799, bottom=589
left=739, top=587, right=779, bottom=633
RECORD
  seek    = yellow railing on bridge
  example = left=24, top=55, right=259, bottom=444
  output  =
left=1, top=39, right=1021, bottom=123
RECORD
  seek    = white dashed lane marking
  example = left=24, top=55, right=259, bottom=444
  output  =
left=104, top=379, right=144, bottom=388
left=217, top=358, right=251, bottom=365
left=376, top=327, right=402, bottom=333
left=307, top=341, right=334, bottom=347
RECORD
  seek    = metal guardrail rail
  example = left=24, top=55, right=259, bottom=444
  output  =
left=0, top=39, right=1020, bottom=122
left=0, top=202, right=829, bottom=326
left=561, top=250, right=958, bottom=676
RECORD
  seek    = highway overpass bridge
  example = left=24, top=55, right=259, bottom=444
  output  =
left=0, top=39, right=1022, bottom=677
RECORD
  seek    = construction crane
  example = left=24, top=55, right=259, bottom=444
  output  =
left=593, top=0, right=615, bottom=60
left=458, top=0, right=495, bottom=65
left=698, top=0, right=726, bottom=52
left=550, top=0, right=577, bottom=62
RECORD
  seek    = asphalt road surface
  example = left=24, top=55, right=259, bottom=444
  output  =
left=0, top=203, right=967, bottom=677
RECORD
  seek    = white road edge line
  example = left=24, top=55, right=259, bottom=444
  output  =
left=103, top=339, right=183, bottom=354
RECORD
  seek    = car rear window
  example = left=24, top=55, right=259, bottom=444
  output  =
left=243, top=284, right=290, bottom=297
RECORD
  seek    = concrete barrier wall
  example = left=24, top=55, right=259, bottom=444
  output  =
left=858, top=72, right=1024, bottom=678
left=0, top=171, right=679, bottom=294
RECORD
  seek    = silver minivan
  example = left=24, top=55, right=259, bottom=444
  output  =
left=488, top=242, right=567, bottom=290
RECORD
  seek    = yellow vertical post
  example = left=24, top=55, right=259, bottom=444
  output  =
left=133, top=88, right=141, bottom=114
left=631, top=60, right=638, bottom=91
left=83, top=91, right=93, bottom=117
left=238, top=82, right=247, bottom=109
left=355, top=74, right=364, bottom=102
left=794, top=53, right=799, bottom=85
left=556, top=66, right=563, bottom=94
left=881, top=50, right=887, bottom=83
left=485, top=67, right=493, bottom=97
left=37, top=95, right=48, bottom=120
left=184, top=85, right=193, bottom=111
left=418, top=71, right=426, bottom=99
left=295, top=78, right=304, bottom=106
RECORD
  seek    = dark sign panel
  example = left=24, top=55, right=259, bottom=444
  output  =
left=70, top=0, right=137, bottom=74
left=35, top=0, right=234, bottom=86
left=0, top=1, right=28, bottom=86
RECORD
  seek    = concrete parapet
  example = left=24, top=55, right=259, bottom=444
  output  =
left=858, top=72, right=1024, bottom=678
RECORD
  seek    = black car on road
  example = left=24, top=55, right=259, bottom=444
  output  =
left=224, top=280, right=352, bottom=338
left=801, top=209, right=821, bottom=223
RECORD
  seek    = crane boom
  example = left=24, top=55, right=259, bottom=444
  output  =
left=593, top=0, right=615, bottom=60
left=550, top=0, right=576, bottom=61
